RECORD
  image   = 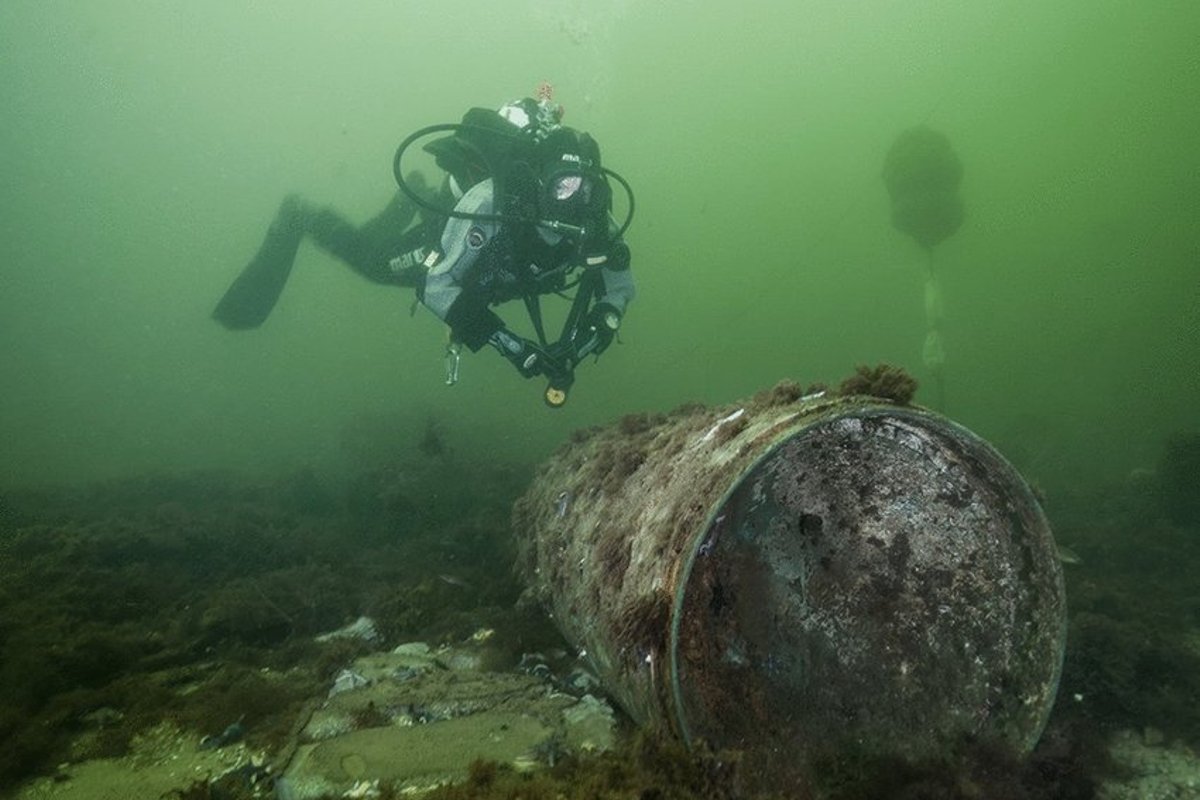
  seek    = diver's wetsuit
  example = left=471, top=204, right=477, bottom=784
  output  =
left=283, top=173, right=447, bottom=291
left=210, top=180, right=439, bottom=330
left=420, top=177, right=634, bottom=351
left=215, top=174, right=635, bottom=356
left=302, top=192, right=432, bottom=289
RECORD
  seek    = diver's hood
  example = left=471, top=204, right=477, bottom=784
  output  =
left=535, top=127, right=608, bottom=232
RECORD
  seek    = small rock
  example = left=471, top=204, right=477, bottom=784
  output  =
left=329, top=669, right=370, bottom=698
left=562, top=694, right=616, bottom=752
left=316, top=617, right=381, bottom=645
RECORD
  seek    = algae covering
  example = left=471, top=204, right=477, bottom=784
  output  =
left=2, top=393, right=1200, bottom=799
left=514, top=380, right=1065, bottom=793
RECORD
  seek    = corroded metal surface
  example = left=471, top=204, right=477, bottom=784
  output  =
left=513, top=386, right=1066, bottom=792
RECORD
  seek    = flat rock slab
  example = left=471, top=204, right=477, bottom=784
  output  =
left=278, top=711, right=551, bottom=798
left=13, top=642, right=617, bottom=800
left=277, top=646, right=617, bottom=798
left=13, top=724, right=259, bottom=800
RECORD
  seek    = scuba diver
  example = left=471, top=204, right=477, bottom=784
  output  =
left=212, top=87, right=635, bottom=407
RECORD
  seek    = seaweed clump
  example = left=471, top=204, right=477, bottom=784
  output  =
left=752, top=380, right=805, bottom=407
left=806, top=731, right=1102, bottom=800
left=410, top=732, right=739, bottom=800
left=1047, top=470, right=1200, bottom=748
left=0, top=449, right=532, bottom=794
left=750, top=380, right=831, bottom=409
left=837, top=363, right=919, bottom=405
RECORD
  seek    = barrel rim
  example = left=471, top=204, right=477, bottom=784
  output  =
left=666, top=400, right=1067, bottom=756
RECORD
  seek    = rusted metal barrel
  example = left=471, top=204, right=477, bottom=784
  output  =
left=513, top=383, right=1066, bottom=793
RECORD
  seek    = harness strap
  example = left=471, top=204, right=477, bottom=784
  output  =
left=524, top=293, right=549, bottom=346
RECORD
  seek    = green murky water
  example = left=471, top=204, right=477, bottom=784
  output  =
left=2, top=1, right=1196, bottom=489
left=1, top=3, right=1198, bottom=796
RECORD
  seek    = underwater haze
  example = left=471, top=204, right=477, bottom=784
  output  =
left=2, top=0, right=1198, bottom=490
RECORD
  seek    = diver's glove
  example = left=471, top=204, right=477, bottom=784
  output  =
left=489, top=328, right=551, bottom=378
left=573, top=302, right=622, bottom=359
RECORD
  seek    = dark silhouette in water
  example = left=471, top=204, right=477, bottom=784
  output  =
left=882, top=125, right=965, bottom=412
left=883, top=126, right=964, bottom=252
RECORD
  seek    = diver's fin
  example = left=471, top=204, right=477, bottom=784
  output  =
left=211, top=196, right=308, bottom=330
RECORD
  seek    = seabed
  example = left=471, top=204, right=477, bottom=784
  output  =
left=2, top=416, right=1198, bottom=799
